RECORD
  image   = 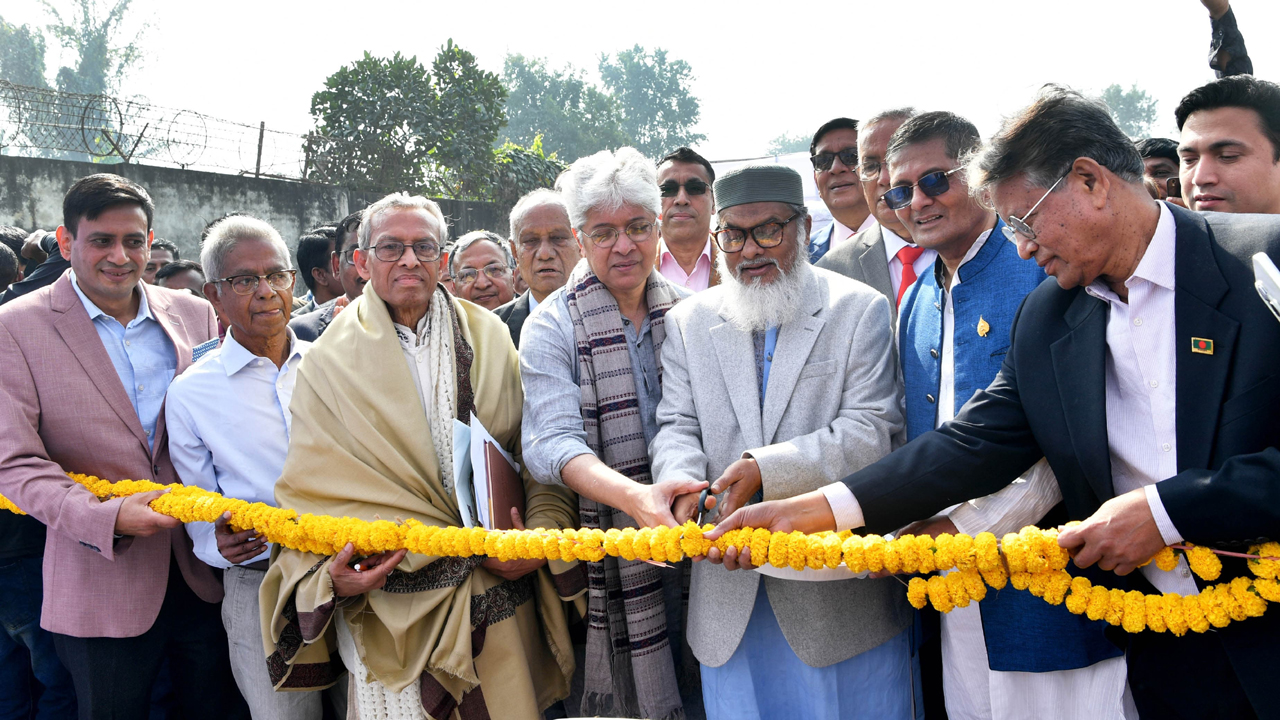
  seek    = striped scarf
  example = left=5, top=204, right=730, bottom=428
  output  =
left=564, top=260, right=685, bottom=720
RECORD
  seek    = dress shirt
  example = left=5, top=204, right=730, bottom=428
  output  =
left=167, top=328, right=308, bottom=569
left=880, top=226, right=938, bottom=304
left=658, top=237, right=714, bottom=292
left=69, top=271, right=176, bottom=451
left=521, top=285, right=685, bottom=484
left=528, top=293, right=540, bottom=314
left=1084, top=203, right=1197, bottom=596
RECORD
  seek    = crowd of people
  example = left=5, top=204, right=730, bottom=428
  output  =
left=1, top=3, right=1279, bottom=719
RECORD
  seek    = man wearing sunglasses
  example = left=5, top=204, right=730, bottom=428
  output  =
left=887, top=111, right=1127, bottom=720
left=657, top=146, right=720, bottom=292
left=708, top=85, right=1280, bottom=720
left=809, top=117, right=874, bottom=264
left=290, top=212, right=366, bottom=342
left=651, top=164, right=913, bottom=719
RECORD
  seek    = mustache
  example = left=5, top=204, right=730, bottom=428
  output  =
left=734, top=257, right=779, bottom=274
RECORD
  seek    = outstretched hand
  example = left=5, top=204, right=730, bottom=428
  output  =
left=629, top=478, right=708, bottom=528
left=1057, top=487, right=1166, bottom=576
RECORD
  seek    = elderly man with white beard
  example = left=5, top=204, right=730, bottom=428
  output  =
left=651, top=165, right=917, bottom=719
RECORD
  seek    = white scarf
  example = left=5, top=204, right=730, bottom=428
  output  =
left=394, top=288, right=458, bottom=494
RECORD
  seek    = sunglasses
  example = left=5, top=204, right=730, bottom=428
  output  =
left=881, top=167, right=964, bottom=210
left=659, top=179, right=709, bottom=197
left=1000, top=174, right=1066, bottom=244
left=810, top=148, right=859, bottom=172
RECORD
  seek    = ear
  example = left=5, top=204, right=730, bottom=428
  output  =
left=1072, top=157, right=1111, bottom=210
left=330, top=251, right=340, bottom=276
left=147, top=229, right=155, bottom=250
left=310, top=266, right=328, bottom=285
left=203, top=282, right=222, bottom=314
left=55, top=226, right=73, bottom=261
left=354, top=248, right=372, bottom=280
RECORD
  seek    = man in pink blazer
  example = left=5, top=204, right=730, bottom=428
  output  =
left=0, top=174, right=245, bottom=719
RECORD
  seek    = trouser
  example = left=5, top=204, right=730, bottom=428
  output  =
left=0, top=556, right=76, bottom=719
left=52, top=558, right=249, bottom=720
left=222, top=565, right=346, bottom=720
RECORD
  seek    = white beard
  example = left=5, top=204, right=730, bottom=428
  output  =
left=715, top=246, right=812, bottom=333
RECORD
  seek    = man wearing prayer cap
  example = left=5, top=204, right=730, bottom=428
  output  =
left=651, top=164, right=917, bottom=718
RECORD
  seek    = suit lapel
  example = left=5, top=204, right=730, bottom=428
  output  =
left=710, top=311, right=765, bottom=450
left=50, top=277, right=151, bottom=452
left=761, top=271, right=824, bottom=444
left=1169, top=206, right=1236, bottom=471
left=1050, top=289, right=1115, bottom=502
left=856, top=226, right=896, bottom=304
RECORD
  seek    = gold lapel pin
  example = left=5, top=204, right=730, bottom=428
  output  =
left=977, top=316, right=990, bottom=338
left=1191, top=337, right=1214, bottom=355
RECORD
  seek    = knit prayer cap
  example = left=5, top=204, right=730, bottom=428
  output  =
left=714, top=165, right=804, bottom=212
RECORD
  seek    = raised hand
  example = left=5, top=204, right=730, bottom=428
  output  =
left=627, top=478, right=708, bottom=529
left=703, top=457, right=762, bottom=521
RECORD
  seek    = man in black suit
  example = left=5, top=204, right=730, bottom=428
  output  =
left=494, top=189, right=580, bottom=347
left=708, top=85, right=1280, bottom=719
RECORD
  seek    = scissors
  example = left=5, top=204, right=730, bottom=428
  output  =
left=696, top=487, right=711, bottom=525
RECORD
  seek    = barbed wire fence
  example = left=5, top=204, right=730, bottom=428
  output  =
left=0, top=80, right=342, bottom=181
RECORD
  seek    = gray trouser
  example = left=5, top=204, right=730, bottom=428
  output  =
left=223, top=565, right=347, bottom=720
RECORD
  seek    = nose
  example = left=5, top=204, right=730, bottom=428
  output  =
left=473, top=269, right=493, bottom=289
left=534, top=239, right=555, bottom=260
left=107, top=240, right=129, bottom=265
left=612, top=233, right=637, bottom=256
left=254, top=276, right=275, bottom=298
left=1188, top=158, right=1215, bottom=190
left=675, top=186, right=692, bottom=205
left=910, top=185, right=934, bottom=213
left=1015, top=235, right=1038, bottom=261
left=396, top=246, right=422, bottom=269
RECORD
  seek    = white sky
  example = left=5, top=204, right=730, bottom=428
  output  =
left=5, top=0, right=1279, bottom=161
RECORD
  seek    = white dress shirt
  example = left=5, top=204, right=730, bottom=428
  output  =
left=167, top=329, right=309, bottom=569
left=880, top=225, right=939, bottom=303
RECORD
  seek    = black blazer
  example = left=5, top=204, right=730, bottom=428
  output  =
left=494, top=291, right=532, bottom=348
left=841, top=203, right=1280, bottom=713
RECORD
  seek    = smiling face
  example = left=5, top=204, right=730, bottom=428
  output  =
left=657, top=160, right=714, bottom=248
left=513, top=203, right=579, bottom=302
left=1179, top=106, right=1280, bottom=214
left=206, top=237, right=293, bottom=345
left=354, top=208, right=445, bottom=327
left=858, top=117, right=911, bottom=236
left=58, top=203, right=152, bottom=313
left=717, top=201, right=808, bottom=286
left=453, top=239, right=515, bottom=311
left=577, top=203, right=659, bottom=299
left=814, top=127, right=865, bottom=217
left=143, top=247, right=174, bottom=284
left=888, top=137, right=993, bottom=263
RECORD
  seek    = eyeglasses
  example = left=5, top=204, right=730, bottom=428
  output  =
left=580, top=221, right=656, bottom=249
left=713, top=213, right=799, bottom=253
left=1000, top=174, right=1066, bottom=244
left=859, top=158, right=884, bottom=182
left=658, top=179, right=709, bottom=197
left=454, top=263, right=511, bottom=286
left=338, top=247, right=357, bottom=265
left=881, top=167, right=964, bottom=210
left=215, top=270, right=296, bottom=296
left=365, top=240, right=442, bottom=263
left=810, top=148, right=859, bottom=172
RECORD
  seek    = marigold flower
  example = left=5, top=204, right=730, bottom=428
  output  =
left=823, top=534, right=844, bottom=569
left=1247, top=542, right=1280, bottom=580
left=633, top=528, right=653, bottom=561
left=750, top=529, right=771, bottom=566
left=1010, top=572, right=1032, bottom=591
left=1183, top=594, right=1210, bottom=633
left=1065, top=577, right=1092, bottom=615
left=787, top=531, right=808, bottom=571
left=768, top=531, right=790, bottom=569
left=961, top=569, right=987, bottom=602
left=1086, top=586, right=1110, bottom=622
left=1163, top=594, right=1189, bottom=636
left=1254, top=578, right=1280, bottom=602
left=1185, top=544, right=1222, bottom=582
left=842, top=536, right=866, bottom=573
left=907, top=577, right=929, bottom=609
left=618, top=528, right=637, bottom=561
left=1042, top=571, right=1071, bottom=606
left=946, top=571, right=971, bottom=608
left=927, top=575, right=954, bottom=613
left=980, top=565, right=1008, bottom=591
left=806, top=535, right=827, bottom=570
left=1002, top=533, right=1027, bottom=573
left=974, top=532, right=1000, bottom=572
left=1123, top=591, right=1147, bottom=633
left=863, top=536, right=886, bottom=573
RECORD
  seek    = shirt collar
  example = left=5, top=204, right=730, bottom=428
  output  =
left=68, top=270, right=153, bottom=325
left=880, top=224, right=913, bottom=256
left=943, top=228, right=994, bottom=290
left=221, top=327, right=304, bottom=376
left=829, top=218, right=856, bottom=245
left=1086, top=202, right=1177, bottom=302
left=528, top=292, right=540, bottom=314
left=660, top=236, right=713, bottom=264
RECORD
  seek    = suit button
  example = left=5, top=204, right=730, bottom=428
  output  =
left=926, top=394, right=936, bottom=403
left=930, top=348, right=939, bottom=358
left=153, top=464, right=161, bottom=475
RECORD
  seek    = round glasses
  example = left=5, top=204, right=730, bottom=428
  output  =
left=881, top=167, right=964, bottom=210
left=1000, top=174, right=1067, bottom=243
left=215, top=270, right=296, bottom=296
left=581, top=221, right=656, bottom=249
left=366, top=240, right=442, bottom=263
left=713, top=213, right=798, bottom=253
left=454, top=263, right=511, bottom=286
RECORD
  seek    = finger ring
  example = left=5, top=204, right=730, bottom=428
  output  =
left=353, top=563, right=363, bottom=572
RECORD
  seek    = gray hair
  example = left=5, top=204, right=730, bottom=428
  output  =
left=554, top=147, right=660, bottom=230
left=357, top=192, right=449, bottom=249
left=449, top=230, right=515, bottom=276
left=508, top=188, right=570, bottom=243
left=863, top=107, right=917, bottom=132
left=968, top=84, right=1143, bottom=197
left=200, top=215, right=289, bottom=286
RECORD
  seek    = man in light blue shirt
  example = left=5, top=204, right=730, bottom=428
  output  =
left=166, top=214, right=343, bottom=719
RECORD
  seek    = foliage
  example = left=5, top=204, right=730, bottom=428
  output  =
left=766, top=132, right=810, bottom=156
left=42, top=0, right=146, bottom=96
left=430, top=40, right=508, bottom=199
left=1100, top=84, right=1159, bottom=139
left=0, top=16, right=50, bottom=88
left=502, top=53, right=629, bottom=162
left=598, top=45, right=705, bottom=159
left=491, top=135, right=567, bottom=212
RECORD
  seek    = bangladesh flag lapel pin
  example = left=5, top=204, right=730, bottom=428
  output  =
left=1191, top=337, right=1214, bottom=355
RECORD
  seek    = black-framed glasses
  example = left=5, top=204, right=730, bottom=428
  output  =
left=454, top=263, right=511, bottom=286
left=580, top=221, right=656, bottom=249
left=713, top=213, right=799, bottom=253
left=882, top=167, right=964, bottom=210
left=658, top=179, right=709, bottom=198
left=810, top=148, right=859, bottom=172
left=1000, top=174, right=1066, bottom=244
left=366, top=240, right=441, bottom=263
left=215, top=270, right=296, bottom=296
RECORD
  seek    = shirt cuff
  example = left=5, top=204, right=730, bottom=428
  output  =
left=1144, top=484, right=1183, bottom=546
left=820, top=483, right=865, bottom=532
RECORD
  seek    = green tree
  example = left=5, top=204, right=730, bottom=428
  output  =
left=0, top=16, right=50, bottom=88
left=598, top=45, right=705, bottom=159
left=502, top=53, right=629, bottom=162
left=766, top=132, right=810, bottom=156
left=491, top=135, right=567, bottom=211
left=42, top=0, right=146, bottom=96
left=431, top=40, right=508, bottom=198
left=1100, top=84, right=1159, bottom=139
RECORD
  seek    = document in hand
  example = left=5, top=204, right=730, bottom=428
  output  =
left=453, top=419, right=477, bottom=528
left=470, top=415, right=524, bottom=530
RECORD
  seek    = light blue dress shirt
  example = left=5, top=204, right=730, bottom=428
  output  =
left=69, top=271, right=176, bottom=451
left=165, top=328, right=309, bottom=568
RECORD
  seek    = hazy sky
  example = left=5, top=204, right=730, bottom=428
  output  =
left=6, top=0, right=1278, bottom=162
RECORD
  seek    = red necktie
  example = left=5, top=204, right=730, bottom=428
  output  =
left=895, top=245, right=925, bottom=308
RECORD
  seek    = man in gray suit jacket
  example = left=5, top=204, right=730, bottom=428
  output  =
left=651, top=165, right=915, bottom=719
left=818, top=108, right=937, bottom=328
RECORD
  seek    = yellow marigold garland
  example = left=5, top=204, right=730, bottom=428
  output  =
left=3, top=473, right=1279, bottom=635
